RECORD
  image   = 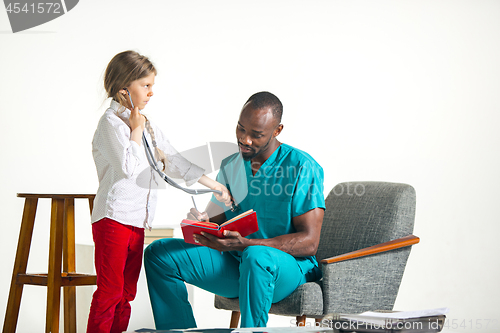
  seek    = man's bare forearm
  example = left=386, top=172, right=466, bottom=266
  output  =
left=206, top=208, right=324, bottom=257
left=243, top=231, right=319, bottom=257
left=204, top=200, right=227, bottom=224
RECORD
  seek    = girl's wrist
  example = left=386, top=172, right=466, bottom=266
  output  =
left=198, top=175, right=220, bottom=190
left=130, top=127, right=143, bottom=146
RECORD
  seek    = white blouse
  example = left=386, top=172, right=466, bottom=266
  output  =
left=91, top=100, right=204, bottom=228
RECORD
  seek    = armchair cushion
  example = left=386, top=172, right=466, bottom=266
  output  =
left=215, top=281, right=323, bottom=317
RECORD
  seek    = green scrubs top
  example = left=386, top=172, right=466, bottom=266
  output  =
left=211, top=143, right=325, bottom=266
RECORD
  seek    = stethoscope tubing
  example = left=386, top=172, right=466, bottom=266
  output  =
left=142, top=133, right=222, bottom=196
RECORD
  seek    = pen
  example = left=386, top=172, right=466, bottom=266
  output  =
left=220, top=166, right=239, bottom=212
left=191, top=196, right=200, bottom=221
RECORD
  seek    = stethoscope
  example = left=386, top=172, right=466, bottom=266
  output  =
left=126, top=89, right=239, bottom=211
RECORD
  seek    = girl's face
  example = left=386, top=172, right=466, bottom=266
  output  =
left=125, top=72, right=155, bottom=110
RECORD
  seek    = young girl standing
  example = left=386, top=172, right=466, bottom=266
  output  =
left=88, top=50, right=230, bottom=333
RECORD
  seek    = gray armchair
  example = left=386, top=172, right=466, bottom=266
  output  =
left=214, top=181, right=419, bottom=328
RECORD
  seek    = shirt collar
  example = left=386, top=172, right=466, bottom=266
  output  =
left=110, top=99, right=131, bottom=122
left=264, top=143, right=284, bottom=167
left=245, top=144, right=284, bottom=177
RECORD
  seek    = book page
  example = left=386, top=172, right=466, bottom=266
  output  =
left=220, top=209, right=254, bottom=226
left=359, top=307, right=449, bottom=319
left=336, top=307, right=450, bottom=325
left=183, top=220, right=220, bottom=228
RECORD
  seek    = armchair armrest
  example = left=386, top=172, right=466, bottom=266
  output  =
left=320, top=235, right=420, bottom=264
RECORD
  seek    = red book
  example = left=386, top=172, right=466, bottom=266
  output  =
left=181, top=210, right=258, bottom=245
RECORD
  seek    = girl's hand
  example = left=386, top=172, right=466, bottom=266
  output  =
left=212, top=183, right=232, bottom=207
left=197, top=175, right=233, bottom=207
left=129, top=106, right=145, bottom=145
left=129, top=106, right=146, bottom=131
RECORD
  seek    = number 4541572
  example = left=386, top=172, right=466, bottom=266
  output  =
left=444, top=318, right=498, bottom=330
left=5, top=2, right=62, bottom=14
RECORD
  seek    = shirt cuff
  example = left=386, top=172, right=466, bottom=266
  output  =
left=183, top=163, right=205, bottom=187
left=129, top=140, right=144, bottom=162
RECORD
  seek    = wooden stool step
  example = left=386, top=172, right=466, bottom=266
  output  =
left=3, top=194, right=97, bottom=333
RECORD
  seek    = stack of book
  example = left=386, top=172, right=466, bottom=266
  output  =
left=323, top=307, right=448, bottom=333
left=144, top=227, right=174, bottom=244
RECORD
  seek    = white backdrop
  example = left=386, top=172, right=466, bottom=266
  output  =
left=1, top=0, right=499, bottom=332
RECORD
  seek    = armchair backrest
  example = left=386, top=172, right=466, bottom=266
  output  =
left=315, top=182, right=416, bottom=263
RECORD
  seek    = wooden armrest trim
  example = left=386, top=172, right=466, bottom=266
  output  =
left=320, top=235, right=420, bottom=264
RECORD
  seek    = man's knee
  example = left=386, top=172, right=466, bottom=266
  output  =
left=240, top=246, right=279, bottom=273
left=144, top=238, right=183, bottom=271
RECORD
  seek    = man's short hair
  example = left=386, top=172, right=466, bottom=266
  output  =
left=245, top=91, right=283, bottom=124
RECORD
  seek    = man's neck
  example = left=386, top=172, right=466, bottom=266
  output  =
left=250, top=140, right=282, bottom=175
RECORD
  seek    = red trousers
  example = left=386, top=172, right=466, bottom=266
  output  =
left=87, top=218, right=144, bottom=333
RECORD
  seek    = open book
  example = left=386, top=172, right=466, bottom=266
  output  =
left=181, top=210, right=258, bottom=245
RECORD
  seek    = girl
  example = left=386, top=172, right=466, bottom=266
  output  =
left=88, top=50, right=230, bottom=333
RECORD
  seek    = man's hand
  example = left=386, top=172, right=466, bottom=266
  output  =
left=187, top=208, right=209, bottom=222
left=193, top=230, right=248, bottom=252
left=188, top=206, right=324, bottom=257
left=187, top=204, right=246, bottom=251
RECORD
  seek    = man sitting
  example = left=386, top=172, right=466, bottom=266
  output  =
left=144, top=91, right=325, bottom=329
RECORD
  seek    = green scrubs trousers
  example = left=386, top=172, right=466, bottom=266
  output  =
left=144, top=238, right=320, bottom=329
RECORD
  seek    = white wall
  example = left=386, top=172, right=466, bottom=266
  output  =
left=1, top=0, right=499, bottom=332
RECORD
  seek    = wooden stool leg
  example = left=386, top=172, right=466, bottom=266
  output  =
left=3, top=197, right=38, bottom=333
left=296, top=315, right=307, bottom=326
left=46, top=198, right=65, bottom=333
left=88, top=196, right=94, bottom=216
left=229, top=311, right=240, bottom=328
left=63, top=198, right=77, bottom=333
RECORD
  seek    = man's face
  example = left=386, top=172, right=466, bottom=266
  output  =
left=236, top=103, right=281, bottom=161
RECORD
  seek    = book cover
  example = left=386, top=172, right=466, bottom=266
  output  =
left=181, top=210, right=258, bottom=245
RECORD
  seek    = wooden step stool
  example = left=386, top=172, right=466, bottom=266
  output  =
left=3, top=194, right=97, bottom=333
